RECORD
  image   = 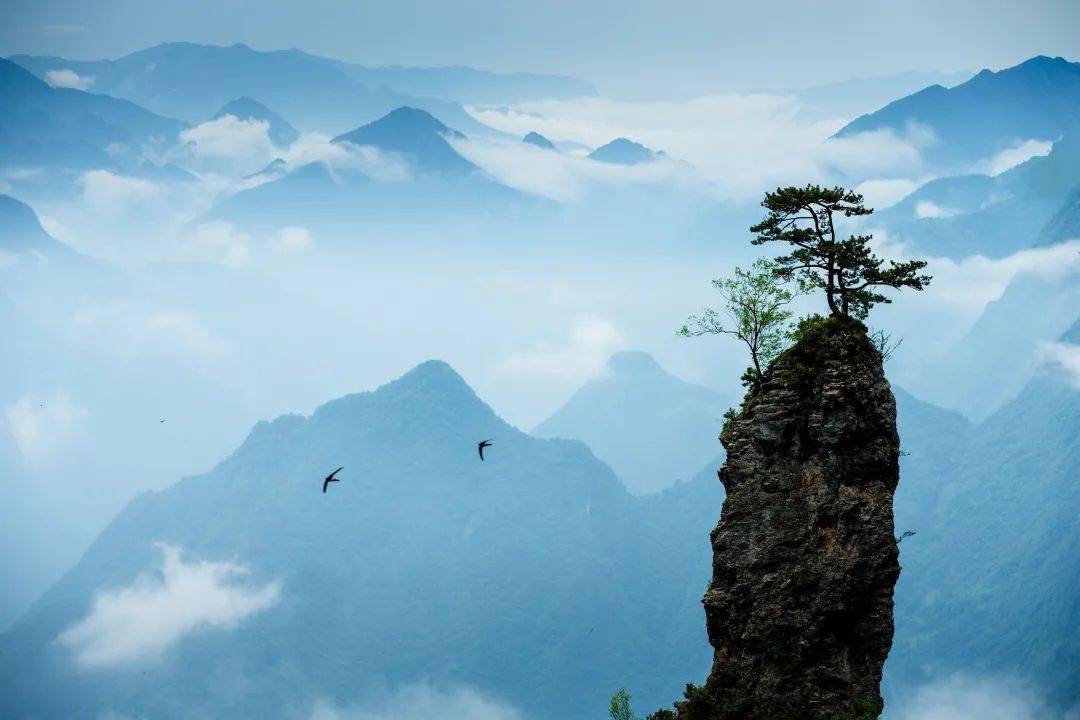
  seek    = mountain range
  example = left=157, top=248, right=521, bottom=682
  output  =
left=313, top=57, right=596, bottom=105
left=888, top=322, right=1080, bottom=708
left=0, top=57, right=185, bottom=169
left=836, top=55, right=1080, bottom=170
left=871, top=127, right=1080, bottom=258
left=2, top=339, right=1077, bottom=717
left=205, top=105, right=525, bottom=239
left=534, top=351, right=730, bottom=494
left=7, top=43, right=588, bottom=137
left=0, top=360, right=722, bottom=720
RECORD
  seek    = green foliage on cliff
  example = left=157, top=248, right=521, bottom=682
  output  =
left=750, top=184, right=931, bottom=319
left=678, top=258, right=801, bottom=387
left=610, top=688, right=639, bottom=720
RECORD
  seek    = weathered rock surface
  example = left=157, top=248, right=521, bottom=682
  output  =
left=659, top=317, right=901, bottom=720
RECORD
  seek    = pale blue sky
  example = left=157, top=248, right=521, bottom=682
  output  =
left=2, top=0, right=1080, bottom=97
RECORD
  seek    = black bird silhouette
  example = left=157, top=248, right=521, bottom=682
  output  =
left=323, top=466, right=343, bottom=494
left=478, top=439, right=493, bottom=461
left=159, top=419, right=166, bottom=424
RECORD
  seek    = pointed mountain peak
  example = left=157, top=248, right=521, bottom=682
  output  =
left=588, top=137, right=659, bottom=165
left=331, top=106, right=476, bottom=175
left=340, top=106, right=459, bottom=140
left=0, top=57, right=49, bottom=95
left=522, top=131, right=557, bottom=150
left=211, top=96, right=299, bottom=146
left=396, top=359, right=472, bottom=389
left=212, top=96, right=273, bottom=119
left=306, top=359, right=504, bottom=442
left=604, top=350, right=664, bottom=375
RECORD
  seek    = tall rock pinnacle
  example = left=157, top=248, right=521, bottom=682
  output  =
left=658, top=316, right=901, bottom=719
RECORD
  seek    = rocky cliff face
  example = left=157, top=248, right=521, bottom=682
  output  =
left=659, top=317, right=901, bottom=720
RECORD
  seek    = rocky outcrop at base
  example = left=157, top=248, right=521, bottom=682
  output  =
left=656, top=316, right=901, bottom=720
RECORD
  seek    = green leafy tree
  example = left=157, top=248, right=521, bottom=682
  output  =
left=610, top=688, right=638, bottom=720
left=750, top=184, right=931, bottom=318
left=679, top=258, right=800, bottom=385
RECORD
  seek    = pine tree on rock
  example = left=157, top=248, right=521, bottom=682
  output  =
left=751, top=185, right=931, bottom=319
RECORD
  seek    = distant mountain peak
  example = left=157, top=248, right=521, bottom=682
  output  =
left=522, top=131, right=557, bottom=150
left=604, top=350, right=664, bottom=374
left=834, top=55, right=1080, bottom=168
left=397, top=358, right=471, bottom=388
left=345, top=358, right=483, bottom=409
left=331, top=106, right=476, bottom=174
left=588, top=137, right=659, bottom=165
left=211, top=96, right=299, bottom=146
left=359, top=106, right=461, bottom=139
left=535, top=351, right=729, bottom=494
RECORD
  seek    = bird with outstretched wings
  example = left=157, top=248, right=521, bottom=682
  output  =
left=323, top=466, right=344, bottom=494
left=478, top=440, right=493, bottom=461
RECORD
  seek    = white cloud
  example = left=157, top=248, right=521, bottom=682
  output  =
left=145, top=311, right=227, bottom=357
left=79, top=170, right=161, bottom=216
left=187, top=221, right=314, bottom=265
left=449, top=135, right=688, bottom=202
left=72, top=301, right=227, bottom=359
left=890, top=675, right=1080, bottom=720
left=271, top=226, right=315, bottom=256
left=915, top=200, right=959, bottom=219
left=216, top=132, right=411, bottom=186
left=498, top=315, right=625, bottom=383
left=467, top=96, right=930, bottom=201
left=44, top=68, right=93, bottom=90
left=309, top=684, right=523, bottom=720
left=180, top=115, right=277, bottom=162
left=855, top=178, right=919, bottom=209
left=871, top=234, right=1080, bottom=314
left=973, top=139, right=1053, bottom=177
left=192, top=220, right=254, bottom=267
left=3, top=392, right=88, bottom=459
left=58, top=544, right=280, bottom=670
left=1038, top=341, right=1080, bottom=389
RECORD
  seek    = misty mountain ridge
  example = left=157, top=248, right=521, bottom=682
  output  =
left=8, top=42, right=496, bottom=137
left=311, top=56, right=596, bottom=105
left=588, top=137, right=662, bottom=165
left=910, top=262, right=1080, bottom=419
left=2, top=342, right=1077, bottom=716
left=0, top=194, right=89, bottom=266
left=888, top=321, right=1080, bottom=708
left=6, top=41, right=593, bottom=139
left=522, top=131, right=557, bottom=150
left=0, top=57, right=186, bottom=169
left=871, top=127, right=1080, bottom=257
left=332, top=106, right=478, bottom=175
left=534, top=351, right=731, bottom=494
left=0, top=357, right=721, bottom=719
left=836, top=55, right=1080, bottom=169
left=211, top=96, right=300, bottom=146
left=205, top=106, right=528, bottom=237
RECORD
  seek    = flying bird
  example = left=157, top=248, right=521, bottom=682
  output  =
left=478, top=439, right=493, bottom=461
left=159, top=419, right=167, bottom=424
left=323, top=466, right=343, bottom=494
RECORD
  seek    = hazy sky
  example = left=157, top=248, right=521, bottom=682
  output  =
left=2, top=0, right=1079, bottom=96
